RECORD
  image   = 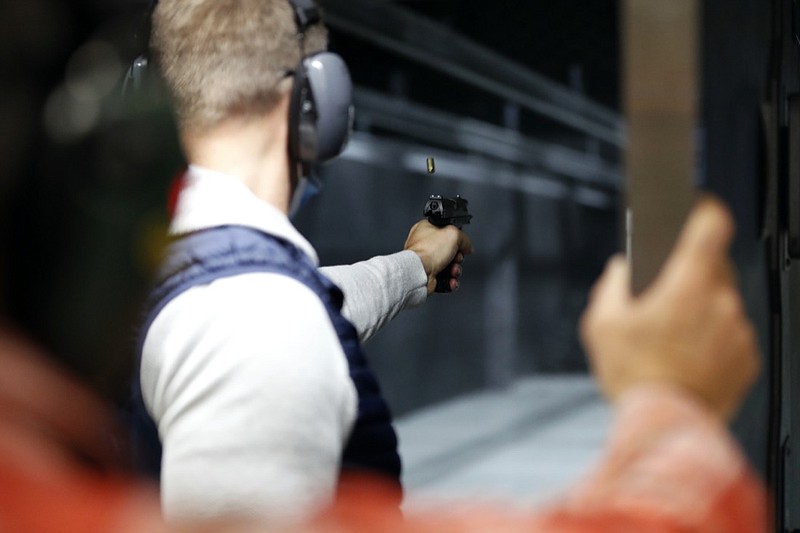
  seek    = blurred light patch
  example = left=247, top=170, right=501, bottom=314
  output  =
left=44, top=86, right=101, bottom=143
left=64, top=40, right=123, bottom=103
left=44, top=40, right=124, bottom=143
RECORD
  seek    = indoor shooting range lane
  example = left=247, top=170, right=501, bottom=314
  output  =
left=395, top=375, right=611, bottom=509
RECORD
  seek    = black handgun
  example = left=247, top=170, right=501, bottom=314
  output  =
left=423, top=194, right=472, bottom=293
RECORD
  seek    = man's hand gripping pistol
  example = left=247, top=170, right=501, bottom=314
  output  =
left=423, top=194, right=472, bottom=293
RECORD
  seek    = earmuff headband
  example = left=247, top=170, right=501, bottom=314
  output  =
left=286, top=0, right=353, bottom=167
left=288, top=0, right=321, bottom=32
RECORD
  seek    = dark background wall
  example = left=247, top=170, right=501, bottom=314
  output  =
left=295, top=160, right=617, bottom=415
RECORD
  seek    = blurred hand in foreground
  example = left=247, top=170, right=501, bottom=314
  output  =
left=580, top=197, right=760, bottom=421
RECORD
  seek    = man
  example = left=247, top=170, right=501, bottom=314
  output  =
left=134, top=0, right=474, bottom=523
left=0, top=1, right=767, bottom=531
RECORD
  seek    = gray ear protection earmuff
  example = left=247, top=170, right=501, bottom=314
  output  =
left=288, top=52, right=354, bottom=164
left=286, top=0, right=354, bottom=168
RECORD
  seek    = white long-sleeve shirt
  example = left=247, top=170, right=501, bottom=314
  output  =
left=140, top=166, right=427, bottom=523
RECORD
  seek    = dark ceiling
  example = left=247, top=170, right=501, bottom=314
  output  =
left=41, top=0, right=621, bottom=146
left=57, top=0, right=623, bottom=113
left=337, top=0, right=620, bottom=111
left=400, top=0, right=620, bottom=109
left=325, top=0, right=621, bottom=149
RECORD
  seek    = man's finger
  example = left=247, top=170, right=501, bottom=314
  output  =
left=671, top=197, right=734, bottom=265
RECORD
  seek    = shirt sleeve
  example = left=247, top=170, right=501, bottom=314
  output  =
left=140, top=272, right=358, bottom=524
left=320, top=251, right=428, bottom=344
left=528, top=385, right=768, bottom=531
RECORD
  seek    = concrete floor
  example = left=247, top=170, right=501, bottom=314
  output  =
left=395, top=375, right=612, bottom=512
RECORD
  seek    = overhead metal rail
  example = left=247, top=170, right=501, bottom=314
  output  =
left=353, top=87, right=622, bottom=189
left=319, top=0, right=625, bottom=147
left=336, top=132, right=616, bottom=210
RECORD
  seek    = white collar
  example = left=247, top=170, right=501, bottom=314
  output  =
left=169, top=165, right=320, bottom=265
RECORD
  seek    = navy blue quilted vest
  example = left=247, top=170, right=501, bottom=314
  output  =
left=131, top=225, right=402, bottom=487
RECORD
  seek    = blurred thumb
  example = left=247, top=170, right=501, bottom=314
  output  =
left=660, top=197, right=735, bottom=285
left=589, top=255, right=631, bottom=309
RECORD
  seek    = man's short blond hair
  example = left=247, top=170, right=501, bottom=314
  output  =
left=152, top=0, right=328, bottom=131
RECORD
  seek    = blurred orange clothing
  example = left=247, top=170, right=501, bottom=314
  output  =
left=0, top=328, right=167, bottom=533
left=330, top=387, right=768, bottom=532
left=0, top=330, right=768, bottom=532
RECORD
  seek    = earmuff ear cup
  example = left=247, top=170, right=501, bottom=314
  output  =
left=287, top=52, right=353, bottom=164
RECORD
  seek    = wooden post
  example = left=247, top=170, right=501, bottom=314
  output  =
left=623, top=0, right=700, bottom=293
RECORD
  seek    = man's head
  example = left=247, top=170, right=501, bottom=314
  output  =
left=152, top=0, right=328, bottom=133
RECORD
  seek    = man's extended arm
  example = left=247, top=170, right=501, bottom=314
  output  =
left=321, top=220, right=473, bottom=344
left=321, top=251, right=427, bottom=344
